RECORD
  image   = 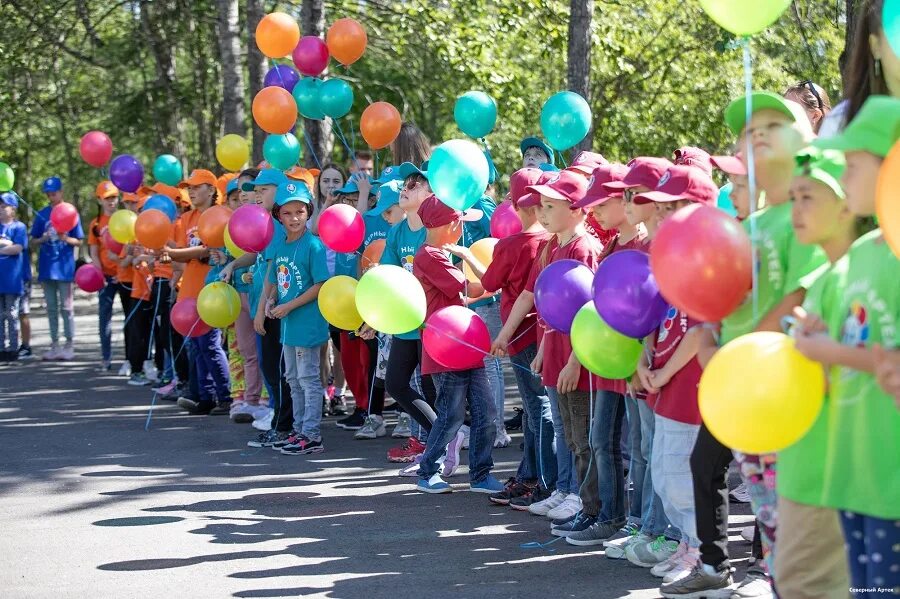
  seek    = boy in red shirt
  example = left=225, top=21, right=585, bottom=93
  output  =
left=412, top=195, right=503, bottom=495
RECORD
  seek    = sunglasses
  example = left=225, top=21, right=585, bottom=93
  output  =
left=404, top=178, right=421, bottom=191
left=623, top=189, right=636, bottom=203
left=799, top=80, right=824, bottom=111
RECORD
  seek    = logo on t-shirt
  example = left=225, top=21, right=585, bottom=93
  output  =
left=402, top=254, right=414, bottom=273
left=187, top=226, right=201, bottom=248
left=841, top=301, right=869, bottom=348
left=657, top=306, right=678, bottom=343
left=276, top=264, right=291, bottom=294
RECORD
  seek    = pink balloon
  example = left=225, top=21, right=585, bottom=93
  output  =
left=102, top=228, right=124, bottom=254
left=79, top=131, right=113, bottom=168
left=423, top=306, right=491, bottom=369
left=75, top=264, right=105, bottom=292
left=50, top=202, right=79, bottom=233
left=228, top=204, right=274, bottom=253
left=292, top=36, right=329, bottom=76
left=490, top=200, right=523, bottom=239
left=318, top=204, right=364, bottom=253
left=171, top=299, right=212, bottom=338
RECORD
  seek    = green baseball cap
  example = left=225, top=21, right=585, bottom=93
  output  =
left=724, top=91, right=809, bottom=135
left=813, top=96, right=900, bottom=158
left=794, top=147, right=846, bottom=199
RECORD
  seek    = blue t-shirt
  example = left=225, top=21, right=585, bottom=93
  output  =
left=0, top=220, right=28, bottom=295
left=381, top=219, right=426, bottom=339
left=268, top=231, right=330, bottom=348
left=30, top=205, right=84, bottom=282
left=249, top=220, right=286, bottom=317
left=362, top=212, right=392, bottom=249
left=463, top=195, right=499, bottom=309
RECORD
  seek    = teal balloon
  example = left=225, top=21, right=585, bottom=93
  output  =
left=427, top=139, right=489, bottom=211
left=320, top=78, right=354, bottom=119
left=884, top=0, right=900, bottom=58
left=454, top=91, right=497, bottom=139
left=716, top=182, right=737, bottom=217
left=263, top=133, right=301, bottom=170
left=540, top=91, right=592, bottom=151
left=292, top=77, right=324, bottom=120
left=152, top=154, right=182, bottom=186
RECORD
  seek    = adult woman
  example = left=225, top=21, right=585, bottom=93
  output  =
left=389, top=123, right=431, bottom=167
left=783, top=81, right=832, bottom=133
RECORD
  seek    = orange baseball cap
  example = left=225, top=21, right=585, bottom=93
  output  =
left=121, top=192, right=147, bottom=209
left=95, top=180, right=119, bottom=199
left=217, top=173, right=238, bottom=198
left=285, top=166, right=320, bottom=193
left=146, top=182, right=182, bottom=202
left=178, top=169, right=218, bottom=189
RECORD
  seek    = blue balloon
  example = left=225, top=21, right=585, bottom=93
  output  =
left=292, top=77, right=324, bottom=120
left=143, top=194, right=177, bottom=222
left=540, top=91, right=592, bottom=151
left=152, top=154, right=182, bottom=186
left=320, top=78, right=354, bottom=119
left=716, top=182, right=738, bottom=217
left=454, top=91, right=497, bottom=139
left=427, top=139, right=489, bottom=211
left=264, top=64, right=300, bottom=92
left=263, top=133, right=301, bottom=170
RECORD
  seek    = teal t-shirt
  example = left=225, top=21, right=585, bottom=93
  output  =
left=381, top=219, right=426, bottom=339
left=249, top=220, right=285, bottom=317
left=334, top=251, right=359, bottom=278
left=268, top=230, right=330, bottom=348
left=362, top=212, right=392, bottom=250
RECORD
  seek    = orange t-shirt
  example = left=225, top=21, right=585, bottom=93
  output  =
left=131, top=261, right=152, bottom=301
left=174, top=209, right=210, bottom=300
left=88, top=214, right=118, bottom=277
left=116, top=247, right=134, bottom=284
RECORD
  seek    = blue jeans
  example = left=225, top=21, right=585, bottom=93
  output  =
left=255, top=333, right=276, bottom=408
left=419, top=367, right=497, bottom=483
left=473, top=301, right=505, bottom=429
left=638, top=398, right=676, bottom=538
left=283, top=344, right=325, bottom=440
left=652, top=414, right=701, bottom=548
left=189, top=329, right=231, bottom=403
left=511, top=343, right=556, bottom=489
left=590, top=390, right=627, bottom=524
left=840, top=510, right=900, bottom=598
left=547, top=386, right=577, bottom=494
left=42, top=279, right=74, bottom=345
left=625, top=394, right=647, bottom=526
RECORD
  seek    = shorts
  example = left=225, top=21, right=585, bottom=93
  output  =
left=18, top=281, right=31, bottom=316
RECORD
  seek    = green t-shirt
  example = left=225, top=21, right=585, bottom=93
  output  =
left=822, top=230, right=900, bottom=519
left=720, top=202, right=826, bottom=345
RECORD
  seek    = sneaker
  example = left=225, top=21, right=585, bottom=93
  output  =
left=660, top=564, right=734, bottom=598
left=251, top=407, right=274, bottom=430
left=271, top=431, right=297, bottom=450
left=546, top=493, right=583, bottom=521
left=731, top=569, right=773, bottom=598
left=510, top=486, right=550, bottom=511
left=528, top=489, right=568, bottom=516
left=391, top=412, right=412, bottom=438
left=626, top=535, right=679, bottom=568
left=740, top=525, right=754, bottom=543
left=128, top=372, right=150, bottom=386
left=470, top=474, right=506, bottom=494
left=252, top=414, right=273, bottom=431
left=551, top=513, right=597, bottom=538
left=152, top=379, right=176, bottom=393
left=247, top=429, right=279, bottom=448
left=652, top=541, right=689, bottom=578
left=99, top=359, right=112, bottom=372
left=442, top=426, right=467, bottom=476
left=388, top=437, right=426, bottom=463
left=17, top=345, right=34, bottom=360
left=604, top=523, right=640, bottom=559
left=663, top=549, right=700, bottom=585
left=504, top=407, right=524, bottom=431
left=398, top=454, right=424, bottom=477
left=493, top=426, right=512, bottom=448
left=210, top=402, right=232, bottom=416
left=143, top=360, right=158, bottom=382
left=566, top=519, right=623, bottom=546
left=117, top=361, right=131, bottom=376
left=355, top=415, right=387, bottom=439
left=489, top=478, right=534, bottom=505
left=281, top=436, right=325, bottom=455
left=58, top=344, right=74, bottom=361
left=417, top=473, right=451, bottom=494
left=336, top=407, right=367, bottom=430
left=729, top=482, right=751, bottom=503
left=43, top=346, right=61, bottom=361
left=328, top=395, right=347, bottom=416
left=176, top=397, right=215, bottom=415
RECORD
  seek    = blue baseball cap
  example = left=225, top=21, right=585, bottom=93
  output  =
left=242, top=168, right=288, bottom=191
left=520, top=137, right=555, bottom=166
left=367, top=180, right=402, bottom=216
left=374, top=165, right=402, bottom=184
left=335, top=175, right=376, bottom=196
left=1, top=191, right=20, bottom=208
left=225, top=179, right=239, bottom=195
left=274, top=181, right=314, bottom=207
left=398, top=161, right=428, bottom=180
left=42, top=176, right=62, bottom=193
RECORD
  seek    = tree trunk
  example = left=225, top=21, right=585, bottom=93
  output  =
left=841, top=0, right=859, bottom=83
left=246, top=0, right=267, bottom=165
left=567, top=0, right=594, bottom=154
left=184, top=3, right=216, bottom=168
left=301, top=0, right=334, bottom=169
left=216, top=0, right=246, bottom=136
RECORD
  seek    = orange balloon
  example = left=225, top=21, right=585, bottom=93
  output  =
left=256, top=12, right=300, bottom=59
left=198, top=205, right=233, bottom=248
left=360, top=102, right=402, bottom=149
left=252, top=86, right=298, bottom=134
left=361, top=239, right=386, bottom=272
left=326, top=18, right=367, bottom=66
left=876, top=139, right=900, bottom=258
left=134, top=209, right=173, bottom=251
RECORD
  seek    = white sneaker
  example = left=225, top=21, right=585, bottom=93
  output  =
left=662, top=548, right=700, bottom=584
left=493, top=426, right=512, bottom=448
left=230, top=402, right=257, bottom=423
left=58, top=344, right=75, bottom=361
left=652, top=541, right=688, bottom=577
left=740, top=525, right=755, bottom=542
left=252, top=408, right=274, bottom=431
left=546, top=493, right=583, bottom=521
left=391, top=413, right=412, bottom=438
left=117, top=362, right=131, bottom=377
left=143, top=360, right=158, bottom=382
left=252, top=405, right=273, bottom=421
left=355, top=415, right=387, bottom=439
left=528, top=489, right=568, bottom=516
left=730, top=482, right=751, bottom=503
left=43, top=346, right=61, bottom=361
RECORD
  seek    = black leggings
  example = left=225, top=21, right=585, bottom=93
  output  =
left=152, top=279, right=189, bottom=382
left=690, top=422, right=736, bottom=571
left=127, top=298, right=152, bottom=373
left=384, top=337, right=436, bottom=431
left=366, top=337, right=387, bottom=415
left=259, top=316, right=294, bottom=433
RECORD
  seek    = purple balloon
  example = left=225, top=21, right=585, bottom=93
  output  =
left=593, top=249, right=669, bottom=338
left=109, top=154, right=144, bottom=193
left=264, top=65, right=300, bottom=92
left=534, top=259, right=595, bottom=334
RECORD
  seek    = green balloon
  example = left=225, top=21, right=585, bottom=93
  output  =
left=571, top=302, right=643, bottom=379
left=355, top=265, right=426, bottom=335
left=698, top=0, right=790, bottom=36
left=0, top=162, right=14, bottom=192
left=263, top=133, right=301, bottom=170
left=152, top=154, right=183, bottom=186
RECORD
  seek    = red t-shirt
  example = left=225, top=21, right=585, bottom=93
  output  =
left=526, top=233, right=602, bottom=390
left=645, top=307, right=704, bottom=425
left=481, top=230, right=551, bottom=356
left=413, top=244, right=482, bottom=375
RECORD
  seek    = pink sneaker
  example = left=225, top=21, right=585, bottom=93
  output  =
left=442, top=426, right=467, bottom=477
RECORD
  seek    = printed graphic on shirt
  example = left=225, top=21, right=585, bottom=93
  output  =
left=401, top=251, right=415, bottom=273
left=187, top=226, right=201, bottom=248
left=657, top=306, right=679, bottom=344
left=275, top=257, right=304, bottom=299
left=840, top=300, right=869, bottom=348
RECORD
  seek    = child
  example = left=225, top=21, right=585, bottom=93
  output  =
left=117, top=192, right=153, bottom=385
left=0, top=191, right=27, bottom=362
left=88, top=181, right=126, bottom=371
left=711, top=154, right=755, bottom=220
left=412, top=194, right=502, bottom=494
left=520, top=137, right=555, bottom=169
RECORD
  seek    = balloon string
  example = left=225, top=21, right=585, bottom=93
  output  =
left=303, top=134, right=323, bottom=170
left=332, top=120, right=364, bottom=175
left=558, top=151, right=568, bottom=168
left=122, top=295, right=144, bottom=329
left=743, top=37, right=760, bottom=324
left=145, top=315, right=206, bottom=431
left=421, top=323, right=538, bottom=377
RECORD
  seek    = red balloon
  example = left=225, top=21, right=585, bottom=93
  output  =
left=422, top=306, right=490, bottom=369
left=50, top=202, right=79, bottom=233
left=318, top=204, right=365, bottom=253
left=79, top=131, right=113, bottom=168
left=102, top=228, right=124, bottom=254
left=649, top=204, right=752, bottom=322
left=171, top=298, right=212, bottom=338
left=292, top=36, right=329, bottom=76
left=74, top=264, right=105, bottom=292
left=228, top=204, right=274, bottom=253
left=490, top=200, right=523, bottom=239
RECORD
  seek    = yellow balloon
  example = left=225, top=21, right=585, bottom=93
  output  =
left=216, top=134, right=250, bottom=172
left=463, top=237, right=498, bottom=283
left=108, top=209, right=137, bottom=244
left=197, top=281, right=241, bottom=328
left=319, top=275, right=364, bottom=331
left=223, top=225, right=245, bottom=258
left=699, top=331, right=825, bottom=454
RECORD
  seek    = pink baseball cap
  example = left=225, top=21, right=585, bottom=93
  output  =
left=417, top=194, right=483, bottom=228
left=633, top=165, right=719, bottom=205
left=508, top=167, right=546, bottom=209
left=517, top=171, right=557, bottom=208
left=572, top=164, right=631, bottom=209
left=711, top=153, right=748, bottom=176
left=673, top=146, right=713, bottom=176
left=523, top=169, right=590, bottom=206
left=568, top=151, right=609, bottom=175
left=603, top=157, right=674, bottom=192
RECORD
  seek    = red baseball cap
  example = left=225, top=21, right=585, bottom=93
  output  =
left=602, top=157, right=674, bottom=192
left=417, top=195, right=482, bottom=228
left=568, top=151, right=609, bottom=175
left=572, top=164, right=631, bottom=209
left=711, top=153, right=747, bottom=176
left=516, top=171, right=557, bottom=208
left=633, top=165, right=719, bottom=205
left=508, top=167, right=545, bottom=209
left=523, top=169, right=590, bottom=206
left=673, top=146, right=713, bottom=176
